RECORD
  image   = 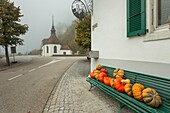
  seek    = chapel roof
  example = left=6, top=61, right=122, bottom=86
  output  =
left=43, top=34, right=62, bottom=45
left=42, top=39, right=48, bottom=46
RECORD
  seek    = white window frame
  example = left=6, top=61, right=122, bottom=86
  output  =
left=143, top=0, right=170, bottom=42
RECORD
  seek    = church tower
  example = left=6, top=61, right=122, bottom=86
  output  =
left=51, top=16, right=56, bottom=35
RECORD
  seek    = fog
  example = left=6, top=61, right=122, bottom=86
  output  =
left=9, top=0, right=76, bottom=53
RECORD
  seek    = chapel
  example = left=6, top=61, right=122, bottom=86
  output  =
left=41, top=17, right=72, bottom=56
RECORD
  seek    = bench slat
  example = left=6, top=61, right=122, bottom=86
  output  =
left=136, top=80, right=170, bottom=94
left=125, top=71, right=170, bottom=82
left=135, top=76, right=170, bottom=86
left=136, top=78, right=170, bottom=88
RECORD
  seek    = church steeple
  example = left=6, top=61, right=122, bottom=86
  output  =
left=51, top=16, right=56, bottom=35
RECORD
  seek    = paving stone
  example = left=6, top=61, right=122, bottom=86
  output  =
left=43, top=60, right=134, bottom=113
left=48, top=108, right=54, bottom=113
left=58, top=110, right=63, bottom=113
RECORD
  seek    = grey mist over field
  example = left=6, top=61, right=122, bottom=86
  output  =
left=10, top=0, right=76, bottom=53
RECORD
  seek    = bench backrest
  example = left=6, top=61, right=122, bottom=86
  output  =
left=103, top=65, right=170, bottom=111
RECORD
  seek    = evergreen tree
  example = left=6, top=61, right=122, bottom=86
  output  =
left=0, top=0, right=28, bottom=65
left=75, top=14, right=91, bottom=50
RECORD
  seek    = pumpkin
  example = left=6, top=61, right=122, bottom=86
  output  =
left=113, top=68, right=124, bottom=78
left=113, top=78, right=125, bottom=92
left=124, top=83, right=133, bottom=96
left=142, top=88, right=162, bottom=107
left=110, top=78, right=115, bottom=88
left=90, top=71, right=95, bottom=78
left=104, top=77, right=111, bottom=86
left=100, top=68, right=108, bottom=73
left=98, top=72, right=107, bottom=83
left=121, top=79, right=130, bottom=84
left=96, top=64, right=103, bottom=70
left=93, top=70, right=100, bottom=80
left=132, top=83, right=144, bottom=101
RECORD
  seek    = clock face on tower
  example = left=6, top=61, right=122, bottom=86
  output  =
left=71, top=0, right=87, bottom=19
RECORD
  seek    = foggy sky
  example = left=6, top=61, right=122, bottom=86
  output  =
left=11, top=0, right=76, bottom=53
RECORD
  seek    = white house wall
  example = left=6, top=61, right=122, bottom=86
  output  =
left=42, top=44, right=72, bottom=56
left=60, top=50, right=72, bottom=55
left=42, top=44, right=61, bottom=56
left=92, top=0, right=170, bottom=78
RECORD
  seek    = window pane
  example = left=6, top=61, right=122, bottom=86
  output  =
left=158, top=0, right=170, bottom=25
left=47, top=46, right=48, bottom=53
left=54, top=46, right=57, bottom=53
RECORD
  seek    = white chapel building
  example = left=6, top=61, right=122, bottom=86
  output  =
left=41, top=18, right=72, bottom=56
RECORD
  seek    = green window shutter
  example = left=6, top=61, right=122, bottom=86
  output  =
left=127, top=0, right=146, bottom=37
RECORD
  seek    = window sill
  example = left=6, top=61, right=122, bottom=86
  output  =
left=143, top=25, right=170, bottom=42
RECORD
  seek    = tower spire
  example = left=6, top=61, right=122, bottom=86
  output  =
left=51, top=15, right=56, bottom=35
left=52, top=15, right=54, bottom=26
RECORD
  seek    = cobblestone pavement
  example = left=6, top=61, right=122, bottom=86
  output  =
left=43, top=60, right=134, bottom=113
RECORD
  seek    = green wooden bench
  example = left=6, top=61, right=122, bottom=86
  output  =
left=86, top=65, right=170, bottom=113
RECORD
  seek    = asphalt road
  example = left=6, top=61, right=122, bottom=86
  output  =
left=0, top=56, right=82, bottom=113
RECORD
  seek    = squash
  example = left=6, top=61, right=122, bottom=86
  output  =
left=113, top=78, right=125, bottom=92
left=104, top=77, right=111, bottom=86
left=93, top=70, right=100, bottom=80
left=124, top=83, right=133, bottom=96
left=132, top=83, right=144, bottom=101
left=110, top=78, right=115, bottom=88
left=142, top=88, right=162, bottom=107
left=96, top=64, right=103, bottom=70
left=113, top=68, right=124, bottom=78
left=121, top=79, right=130, bottom=84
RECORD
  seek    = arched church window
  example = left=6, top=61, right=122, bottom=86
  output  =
left=46, top=46, right=49, bottom=53
left=54, top=46, right=57, bottom=53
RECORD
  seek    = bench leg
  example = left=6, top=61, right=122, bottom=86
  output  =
left=118, top=103, right=125, bottom=113
left=88, top=83, right=94, bottom=91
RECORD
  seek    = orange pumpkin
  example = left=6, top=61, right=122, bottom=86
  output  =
left=90, top=71, right=95, bottom=78
left=132, top=83, right=144, bottom=101
left=104, top=77, right=111, bottom=86
left=114, top=78, right=125, bottom=92
left=100, top=68, right=108, bottom=73
left=98, top=72, right=107, bottom=83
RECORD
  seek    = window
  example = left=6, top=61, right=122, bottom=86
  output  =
left=54, top=46, right=57, bottom=53
left=143, top=0, right=170, bottom=41
left=158, top=0, right=170, bottom=26
left=46, top=46, right=49, bottom=53
left=127, top=0, right=146, bottom=37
